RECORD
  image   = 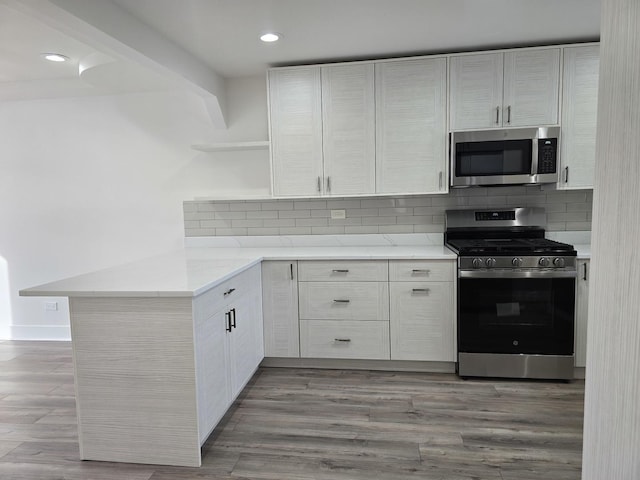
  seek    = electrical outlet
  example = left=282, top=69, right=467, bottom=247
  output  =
left=330, top=209, right=346, bottom=219
left=45, top=301, right=58, bottom=312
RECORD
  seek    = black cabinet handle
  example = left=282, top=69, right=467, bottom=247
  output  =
left=583, top=263, right=588, bottom=281
left=224, top=288, right=236, bottom=297
left=290, top=263, right=294, bottom=280
left=231, top=308, right=236, bottom=329
left=225, top=311, right=232, bottom=332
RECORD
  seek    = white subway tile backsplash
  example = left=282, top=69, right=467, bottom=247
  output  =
left=362, top=217, right=398, bottom=226
left=327, top=199, right=362, bottom=209
left=361, top=198, right=396, bottom=208
left=232, top=219, right=265, bottom=228
left=184, top=189, right=593, bottom=237
left=346, top=208, right=379, bottom=217
left=295, top=218, right=328, bottom=227
left=378, top=207, right=413, bottom=216
left=215, top=212, right=247, bottom=220
left=311, top=226, right=346, bottom=235
left=263, top=218, right=296, bottom=227
left=246, top=210, right=279, bottom=219
left=345, top=225, right=379, bottom=234
left=294, top=200, right=327, bottom=210
left=378, top=225, right=415, bottom=234
left=201, top=219, right=232, bottom=228
left=279, top=210, right=311, bottom=218
left=229, top=202, right=260, bottom=211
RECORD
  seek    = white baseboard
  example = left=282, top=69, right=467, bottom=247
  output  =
left=9, top=325, right=71, bottom=341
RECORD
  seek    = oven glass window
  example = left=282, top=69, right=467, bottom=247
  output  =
left=458, top=277, right=575, bottom=355
left=456, top=139, right=532, bottom=176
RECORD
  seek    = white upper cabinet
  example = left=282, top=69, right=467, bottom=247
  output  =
left=449, top=48, right=560, bottom=130
left=269, top=64, right=375, bottom=197
left=268, top=67, right=323, bottom=197
left=559, top=45, right=600, bottom=189
left=375, top=58, right=448, bottom=194
left=322, top=64, right=376, bottom=195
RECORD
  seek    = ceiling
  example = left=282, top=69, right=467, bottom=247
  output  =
left=110, top=0, right=601, bottom=77
left=0, top=0, right=601, bottom=103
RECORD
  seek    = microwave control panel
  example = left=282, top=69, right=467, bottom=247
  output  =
left=537, top=138, right=558, bottom=174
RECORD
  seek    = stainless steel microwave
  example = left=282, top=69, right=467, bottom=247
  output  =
left=450, top=127, right=560, bottom=187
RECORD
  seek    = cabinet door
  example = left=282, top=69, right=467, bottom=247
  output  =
left=389, top=282, right=455, bottom=361
left=322, top=64, right=375, bottom=195
left=269, top=67, right=323, bottom=196
left=194, top=309, right=230, bottom=444
left=560, top=45, right=600, bottom=189
left=575, top=259, right=590, bottom=368
left=261, top=261, right=299, bottom=357
left=503, top=48, right=560, bottom=127
left=449, top=53, right=504, bottom=130
left=228, top=290, right=263, bottom=399
left=376, top=58, right=448, bottom=194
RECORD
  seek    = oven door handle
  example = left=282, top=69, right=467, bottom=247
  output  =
left=459, top=269, right=577, bottom=279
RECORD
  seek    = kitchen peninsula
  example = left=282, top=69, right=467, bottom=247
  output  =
left=20, top=238, right=456, bottom=467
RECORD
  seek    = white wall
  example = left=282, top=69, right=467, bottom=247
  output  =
left=0, top=75, right=269, bottom=340
left=582, top=0, right=640, bottom=478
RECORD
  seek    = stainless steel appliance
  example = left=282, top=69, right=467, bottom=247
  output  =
left=445, top=207, right=576, bottom=380
left=450, top=126, right=560, bottom=187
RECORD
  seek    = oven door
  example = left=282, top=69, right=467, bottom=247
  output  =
left=458, top=273, right=575, bottom=355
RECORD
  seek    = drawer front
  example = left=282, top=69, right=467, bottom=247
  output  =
left=298, top=260, right=388, bottom=282
left=194, top=264, right=261, bottom=323
left=389, top=281, right=455, bottom=362
left=388, top=260, right=454, bottom=282
left=300, top=320, right=390, bottom=360
left=299, top=282, right=389, bottom=321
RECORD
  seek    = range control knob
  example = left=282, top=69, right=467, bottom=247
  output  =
left=511, top=257, right=523, bottom=267
left=553, top=257, right=566, bottom=268
left=538, top=257, right=550, bottom=267
left=472, top=258, right=483, bottom=268
left=485, top=258, right=497, bottom=268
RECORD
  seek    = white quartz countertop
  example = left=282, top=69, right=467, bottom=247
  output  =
left=574, top=244, right=591, bottom=259
left=20, top=244, right=457, bottom=298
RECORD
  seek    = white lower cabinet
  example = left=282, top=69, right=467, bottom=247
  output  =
left=298, top=260, right=391, bottom=360
left=261, top=261, right=300, bottom=357
left=575, top=259, right=590, bottom=368
left=389, top=260, right=456, bottom=362
left=194, top=264, right=263, bottom=445
left=300, top=320, right=390, bottom=359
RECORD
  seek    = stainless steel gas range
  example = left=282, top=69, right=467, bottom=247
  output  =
left=445, top=207, right=577, bottom=380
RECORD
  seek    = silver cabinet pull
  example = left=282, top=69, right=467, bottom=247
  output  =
left=290, top=263, right=294, bottom=280
left=412, top=269, right=431, bottom=274
left=334, top=338, right=351, bottom=343
left=317, top=176, right=321, bottom=192
left=496, top=106, right=500, bottom=124
left=438, top=171, right=443, bottom=190
left=223, top=288, right=235, bottom=297
left=327, top=176, right=331, bottom=193
left=564, top=166, right=569, bottom=183
left=412, top=288, right=431, bottom=293
left=507, top=105, right=511, bottom=124
left=333, top=299, right=350, bottom=303
left=332, top=269, right=349, bottom=273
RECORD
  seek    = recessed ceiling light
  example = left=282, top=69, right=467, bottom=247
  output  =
left=42, top=53, right=69, bottom=62
left=260, top=33, right=281, bottom=43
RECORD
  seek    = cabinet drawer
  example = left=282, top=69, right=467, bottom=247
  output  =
left=389, top=260, right=454, bottom=282
left=299, top=282, right=389, bottom=321
left=389, top=282, right=455, bottom=362
left=298, top=260, right=388, bottom=282
left=300, top=320, right=390, bottom=359
left=194, top=264, right=261, bottom=323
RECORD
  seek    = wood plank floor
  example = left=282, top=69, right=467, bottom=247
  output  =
left=0, top=340, right=584, bottom=479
